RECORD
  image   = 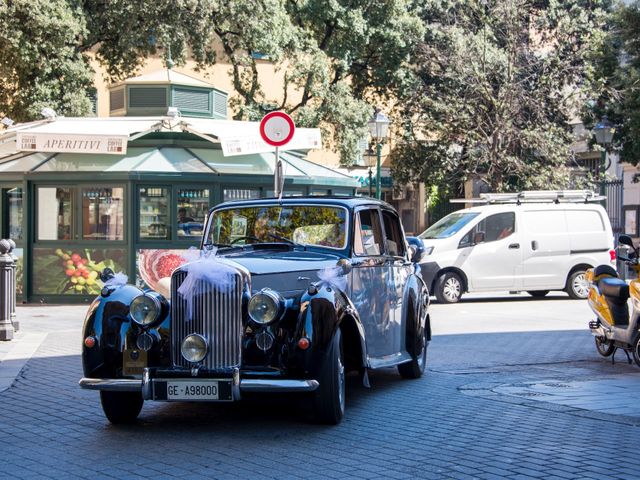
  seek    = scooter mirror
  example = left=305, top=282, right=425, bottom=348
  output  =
left=619, top=235, right=634, bottom=248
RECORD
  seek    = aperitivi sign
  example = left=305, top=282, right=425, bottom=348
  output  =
left=16, top=132, right=129, bottom=155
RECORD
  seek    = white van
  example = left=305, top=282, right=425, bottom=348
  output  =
left=418, top=191, right=616, bottom=303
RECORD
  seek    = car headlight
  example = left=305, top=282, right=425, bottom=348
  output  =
left=130, top=294, right=161, bottom=326
left=181, top=334, right=208, bottom=363
left=424, top=246, right=434, bottom=256
left=248, top=289, right=283, bottom=324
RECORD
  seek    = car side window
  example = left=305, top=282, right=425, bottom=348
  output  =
left=459, top=212, right=515, bottom=247
left=381, top=210, right=406, bottom=257
left=354, top=209, right=384, bottom=256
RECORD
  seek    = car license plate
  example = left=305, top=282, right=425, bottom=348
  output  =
left=166, top=380, right=219, bottom=400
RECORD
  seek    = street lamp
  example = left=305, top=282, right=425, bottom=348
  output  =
left=593, top=116, right=616, bottom=193
left=363, top=148, right=377, bottom=197
left=367, top=108, right=390, bottom=200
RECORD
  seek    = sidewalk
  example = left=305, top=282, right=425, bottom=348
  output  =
left=0, top=305, right=86, bottom=392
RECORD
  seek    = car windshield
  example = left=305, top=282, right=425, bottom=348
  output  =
left=206, top=205, right=348, bottom=249
left=419, top=212, right=479, bottom=239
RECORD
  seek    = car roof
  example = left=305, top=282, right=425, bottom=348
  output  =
left=212, top=195, right=395, bottom=211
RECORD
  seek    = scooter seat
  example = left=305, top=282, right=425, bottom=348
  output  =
left=593, top=264, right=619, bottom=278
left=598, top=277, right=629, bottom=302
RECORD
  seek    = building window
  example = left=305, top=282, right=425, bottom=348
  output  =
left=177, top=188, right=209, bottom=239
left=82, top=187, right=124, bottom=241
left=37, top=187, right=75, bottom=240
left=139, top=187, right=169, bottom=240
left=223, top=188, right=260, bottom=202
left=3, top=187, right=23, bottom=241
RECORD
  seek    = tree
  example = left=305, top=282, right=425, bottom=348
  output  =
left=391, top=0, right=611, bottom=193
left=0, top=0, right=423, bottom=165
left=588, top=1, right=640, bottom=166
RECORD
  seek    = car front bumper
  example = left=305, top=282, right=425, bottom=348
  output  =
left=79, top=368, right=319, bottom=402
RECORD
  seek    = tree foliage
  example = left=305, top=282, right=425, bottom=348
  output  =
left=391, top=0, right=611, bottom=192
left=588, top=0, right=640, bottom=166
left=0, top=0, right=422, bottom=165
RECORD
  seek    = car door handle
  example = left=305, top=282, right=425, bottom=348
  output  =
left=508, top=243, right=520, bottom=249
left=531, top=240, right=539, bottom=251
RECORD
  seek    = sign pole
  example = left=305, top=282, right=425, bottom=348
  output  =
left=274, top=146, right=281, bottom=198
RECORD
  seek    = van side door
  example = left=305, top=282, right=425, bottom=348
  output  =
left=459, top=211, right=521, bottom=290
left=521, top=209, right=570, bottom=289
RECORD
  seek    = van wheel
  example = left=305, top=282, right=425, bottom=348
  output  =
left=435, top=272, right=463, bottom=303
left=527, top=290, right=549, bottom=298
left=566, top=269, right=589, bottom=299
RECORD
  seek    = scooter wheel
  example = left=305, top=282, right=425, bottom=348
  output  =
left=595, top=337, right=615, bottom=357
left=633, top=338, right=640, bottom=367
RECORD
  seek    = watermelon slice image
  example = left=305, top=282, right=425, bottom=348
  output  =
left=138, top=249, right=190, bottom=293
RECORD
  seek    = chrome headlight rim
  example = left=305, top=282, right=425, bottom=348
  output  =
left=248, top=288, right=284, bottom=325
left=181, top=333, right=208, bottom=364
left=129, top=293, right=162, bottom=327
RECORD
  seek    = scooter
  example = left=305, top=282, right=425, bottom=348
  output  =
left=587, top=234, right=640, bottom=366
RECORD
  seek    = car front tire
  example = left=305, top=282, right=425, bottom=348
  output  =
left=100, top=390, right=143, bottom=424
left=435, top=272, right=463, bottom=303
left=313, top=329, right=345, bottom=425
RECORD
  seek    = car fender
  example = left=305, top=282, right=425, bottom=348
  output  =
left=401, top=274, right=430, bottom=357
left=295, top=283, right=367, bottom=377
left=81, top=285, right=171, bottom=377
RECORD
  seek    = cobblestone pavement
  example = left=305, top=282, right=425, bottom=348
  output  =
left=1, top=296, right=639, bottom=479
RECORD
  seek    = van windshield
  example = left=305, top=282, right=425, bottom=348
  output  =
left=420, top=212, right=480, bottom=239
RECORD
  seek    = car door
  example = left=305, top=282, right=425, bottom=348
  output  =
left=350, top=207, right=393, bottom=358
left=521, top=209, right=570, bottom=289
left=459, top=211, right=521, bottom=290
left=380, top=208, right=412, bottom=356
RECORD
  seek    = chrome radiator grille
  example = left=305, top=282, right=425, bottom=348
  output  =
left=171, top=270, right=243, bottom=370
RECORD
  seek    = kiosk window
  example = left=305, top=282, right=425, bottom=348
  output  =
left=4, top=187, right=23, bottom=241
left=139, top=187, right=169, bottom=240
left=82, top=187, right=124, bottom=241
left=354, top=209, right=383, bottom=256
left=177, top=189, right=209, bottom=239
left=37, top=187, right=75, bottom=240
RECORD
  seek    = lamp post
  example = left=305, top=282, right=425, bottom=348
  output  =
left=367, top=108, right=390, bottom=200
left=593, top=116, right=616, bottom=195
left=363, top=148, right=377, bottom=197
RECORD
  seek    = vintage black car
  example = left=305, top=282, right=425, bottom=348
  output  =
left=80, top=197, right=430, bottom=424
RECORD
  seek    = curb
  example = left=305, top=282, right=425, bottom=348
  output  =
left=0, top=332, right=48, bottom=393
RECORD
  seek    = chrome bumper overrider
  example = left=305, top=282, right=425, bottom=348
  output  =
left=79, top=377, right=319, bottom=396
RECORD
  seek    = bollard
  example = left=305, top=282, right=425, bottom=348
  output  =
left=0, top=239, right=15, bottom=341
left=7, top=239, right=18, bottom=332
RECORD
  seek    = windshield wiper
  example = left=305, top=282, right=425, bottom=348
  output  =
left=267, top=233, right=304, bottom=247
left=204, top=242, right=233, bottom=248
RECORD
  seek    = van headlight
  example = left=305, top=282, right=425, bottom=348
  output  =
left=248, top=289, right=283, bottom=324
left=130, top=293, right=161, bottom=326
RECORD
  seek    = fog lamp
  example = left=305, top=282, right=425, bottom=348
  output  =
left=181, top=334, right=208, bottom=363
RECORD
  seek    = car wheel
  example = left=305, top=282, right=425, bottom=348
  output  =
left=100, top=390, right=143, bottom=424
left=527, top=290, right=549, bottom=298
left=595, top=336, right=615, bottom=357
left=313, top=329, right=345, bottom=425
left=398, top=317, right=428, bottom=379
left=435, top=272, right=463, bottom=303
left=566, top=269, right=589, bottom=299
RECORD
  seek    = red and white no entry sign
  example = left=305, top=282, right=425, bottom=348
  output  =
left=259, top=111, right=295, bottom=147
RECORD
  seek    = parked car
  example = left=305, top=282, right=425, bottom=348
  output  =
left=80, top=197, right=430, bottom=425
left=419, top=191, right=615, bottom=303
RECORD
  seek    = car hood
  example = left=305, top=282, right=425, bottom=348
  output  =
left=221, top=248, right=342, bottom=275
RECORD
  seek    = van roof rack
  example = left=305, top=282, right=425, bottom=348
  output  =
left=450, top=190, right=605, bottom=205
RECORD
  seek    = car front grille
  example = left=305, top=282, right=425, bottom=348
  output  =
left=171, top=269, right=243, bottom=370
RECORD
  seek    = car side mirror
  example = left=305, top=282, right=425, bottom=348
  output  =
left=406, top=236, right=425, bottom=263
left=473, top=231, right=485, bottom=244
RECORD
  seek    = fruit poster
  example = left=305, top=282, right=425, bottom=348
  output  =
left=32, top=248, right=126, bottom=295
left=137, top=249, right=191, bottom=297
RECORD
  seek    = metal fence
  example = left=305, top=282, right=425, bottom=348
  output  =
left=602, top=179, right=623, bottom=235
